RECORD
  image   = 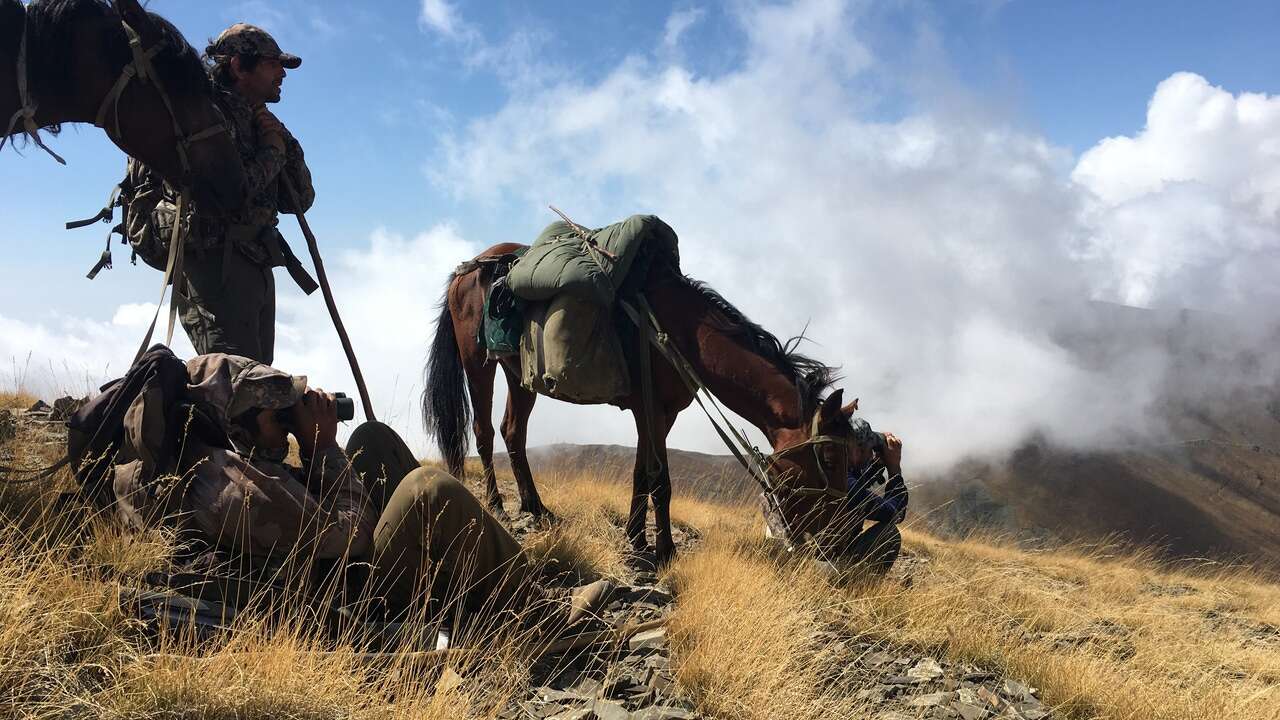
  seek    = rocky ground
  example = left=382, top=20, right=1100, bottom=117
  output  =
left=497, top=496, right=702, bottom=720
left=0, top=398, right=78, bottom=471
left=486, top=477, right=1056, bottom=720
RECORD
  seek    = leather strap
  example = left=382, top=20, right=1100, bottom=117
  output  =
left=260, top=228, right=319, bottom=294
left=619, top=294, right=853, bottom=548
left=133, top=191, right=188, bottom=362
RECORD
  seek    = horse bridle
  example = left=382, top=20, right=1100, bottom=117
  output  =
left=95, top=21, right=229, bottom=186
left=766, top=434, right=850, bottom=500
left=3, top=15, right=228, bottom=183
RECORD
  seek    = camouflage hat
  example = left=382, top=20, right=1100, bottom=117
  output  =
left=206, top=23, right=301, bottom=69
left=186, top=354, right=307, bottom=423
left=849, top=418, right=884, bottom=450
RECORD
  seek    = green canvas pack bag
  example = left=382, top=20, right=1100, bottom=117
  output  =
left=520, top=294, right=630, bottom=403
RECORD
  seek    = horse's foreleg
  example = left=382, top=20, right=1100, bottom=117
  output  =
left=652, top=411, right=679, bottom=566
left=500, top=366, right=548, bottom=518
left=651, top=444, right=677, bottom=568
left=627, top=411, right=654, bottom=553
left=465, top=362, right=505, bottom=516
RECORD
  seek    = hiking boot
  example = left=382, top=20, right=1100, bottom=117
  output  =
left=524, top=579, right=616, bottom=636
left=566, top=579, right=615, bottom=627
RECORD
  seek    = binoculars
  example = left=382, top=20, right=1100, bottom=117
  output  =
left=334, top=392, right=356, bottom=422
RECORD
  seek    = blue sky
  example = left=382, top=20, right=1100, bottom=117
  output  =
left=5, top=0, right=1276, bottom=285
left=3, top=0, right=1279, bottom=461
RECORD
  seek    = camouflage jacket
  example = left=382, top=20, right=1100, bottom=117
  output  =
left=112, top=354, right=374, bottom=562
left=124, top=86, right=315, bottom=266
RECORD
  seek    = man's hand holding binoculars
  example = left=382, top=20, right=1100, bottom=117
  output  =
left=291, top=388, right=339, bottom=457
left=880, top=432, right=903, bottom=475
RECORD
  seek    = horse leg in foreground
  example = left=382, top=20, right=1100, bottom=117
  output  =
left=500, top=366, right=550, bottom=518
left=466, top=360, right=506, bottom=517
left=627, top=408, right=677, bottom=565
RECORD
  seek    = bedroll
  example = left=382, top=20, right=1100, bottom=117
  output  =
left=506, top=214, right=679, bottom=306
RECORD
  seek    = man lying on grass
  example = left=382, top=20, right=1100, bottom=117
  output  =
left=102, top=351, right=612, bottom=642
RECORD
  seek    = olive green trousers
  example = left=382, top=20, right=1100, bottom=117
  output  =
left=345, top=423, right=531, bottom=620
left=177, top=245, right=276, bottom=363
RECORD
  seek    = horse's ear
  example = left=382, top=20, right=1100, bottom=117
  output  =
left=817, top=389, right=844, bottom=426
left=113, top=0, right=162, bottom=44
left=841, top=398, right=859, bottom=417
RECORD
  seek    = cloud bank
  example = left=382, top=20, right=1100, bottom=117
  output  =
left=4, top=1, right=1278, bottom=471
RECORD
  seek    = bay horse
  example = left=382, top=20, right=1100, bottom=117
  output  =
left=1, top=0, right=246, bottom=213
left=423, top=243, right=858, bottom=566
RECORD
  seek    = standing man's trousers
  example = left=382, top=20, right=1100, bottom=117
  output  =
left=177, top=246, right=276, bottom=364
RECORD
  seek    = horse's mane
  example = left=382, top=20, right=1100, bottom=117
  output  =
left=17, top=0, right=211, bottom=135
left=676, top=275, right=840, bottom=416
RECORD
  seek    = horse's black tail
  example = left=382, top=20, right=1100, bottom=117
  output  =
left=422, top=287, right=471, bottom=478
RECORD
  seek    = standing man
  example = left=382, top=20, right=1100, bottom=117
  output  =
left=124, top=23, right=315, bottom=363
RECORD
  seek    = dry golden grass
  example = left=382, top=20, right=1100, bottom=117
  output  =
left=665, top=524, right=871, bottom=719
left=0, top=390, right=38, bottom=410
left=0, top=477, right=535, bottom=719
left=837, top=528, right=1280, bottom=720
left=2, top=418, right=1278, bottom=719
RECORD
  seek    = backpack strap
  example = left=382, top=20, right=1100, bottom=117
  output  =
left=132, top=192, right=190, bottom=363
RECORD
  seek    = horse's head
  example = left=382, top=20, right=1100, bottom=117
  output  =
left=16, top=0, right=247, bottom=212
left=765, top=389, right=859, bottom=540
left=104, top=0, right=246, bottom=213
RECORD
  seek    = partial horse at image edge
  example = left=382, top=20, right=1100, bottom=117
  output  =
left=0, top=0, right=246, bottom=212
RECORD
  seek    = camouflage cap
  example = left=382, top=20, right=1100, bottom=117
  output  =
left=186, top=354, right=308, bottom=422
left=849, top=418, right=883, bottom=450
left=206, top=23, right=301, bottom=69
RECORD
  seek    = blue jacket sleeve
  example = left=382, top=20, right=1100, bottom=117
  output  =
left=874, top=471, right=909, bottom=523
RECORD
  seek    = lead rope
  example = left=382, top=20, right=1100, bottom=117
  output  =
left=0, top=17, right=67, bottom=164
left=618, top=295, right=802, bottom=547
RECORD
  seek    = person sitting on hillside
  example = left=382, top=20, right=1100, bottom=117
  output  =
left=820, top=418, right=908, bottom=575
left=111, top=352, right=612, bottom=639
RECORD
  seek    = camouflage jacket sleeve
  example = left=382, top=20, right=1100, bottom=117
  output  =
left=183, top=443, right=375, bottom=562
left=243, top=141, right=288, bottom=202
left=276, top=129, right=315, bottom=214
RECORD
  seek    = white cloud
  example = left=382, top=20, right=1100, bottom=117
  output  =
left=419, top=0, right=462, bottom=37
left=111, top=303, right=161, bottom=328
left=0, top=309, right=196, bottom=400
left=1072, top=72, right=1280, bottom=310
left=429, top=1, right=1280, bottom=467
left=663, top=7, right=705, bottom=49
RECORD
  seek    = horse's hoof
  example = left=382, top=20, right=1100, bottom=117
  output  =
left=524, top=504, right=557, bottom=525
left=530, top=509, right=558, bottom=529
left=625, top=548, right=658, bottom=572
left=655, top=544, right=677, bottom=569
left=487, top=502, right=511, bottom=522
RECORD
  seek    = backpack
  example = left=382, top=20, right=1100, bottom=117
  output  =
left=67, top=345, right=229, bottom=518
left=70, top=161, right=184, bottom=280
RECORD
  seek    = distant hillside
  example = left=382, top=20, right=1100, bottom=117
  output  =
left=916, top=382, right=1280, bottom=570
left=492, top=443, right=756, bottom=506
left=502, top=427, right=1279, bottom=571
